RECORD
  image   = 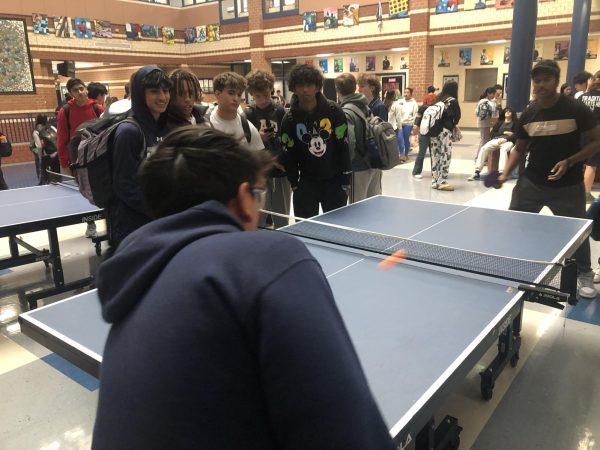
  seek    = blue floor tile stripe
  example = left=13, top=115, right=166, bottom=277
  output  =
left=41, top=353, right=99, bottom=391
left=565, top=298, right=600, bottom=326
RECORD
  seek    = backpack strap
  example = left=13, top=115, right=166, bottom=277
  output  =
left=239, top=112, right=252, bottom=144
left=63, top=103, right=71, bottom=136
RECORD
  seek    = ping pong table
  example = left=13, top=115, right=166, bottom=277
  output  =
left=18, top=195, right=590, bottom=449
left=1, top=182, right=104, bottom=309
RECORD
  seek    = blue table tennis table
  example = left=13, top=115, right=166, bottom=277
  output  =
left=0, top=182, right=104, bottom=309
left=18, top=195, right=590, bottom=449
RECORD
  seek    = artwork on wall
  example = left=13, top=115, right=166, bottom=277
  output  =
left=533, top=42, right=542, bottom=61
left=382, top=55, right=392, bottom=70
left=184, top=27, right=195, bottom=44
left=366, top=55, right=376, bottom=71
left=442, top=75, right=459, bottom=86
left=319, top=59, right=329, bottom=73
left=438, top=50, right=450, bottom=67
left=399, top=56, right=408, bottom=69
left=342, top=4, right=360, bottom=26
left=162, top=27, right=175, bottom=45
left=464, top=0, right=486, bottom=9
left=207, top=24, right=220, bottom=41
left=554, top=40, right=569, bottom=60
left=350, top=57, right=359, bottom=72
left=33, top=14, right=48, bottom=34
left=126, top=23, right=142, bottom=41
left=334, top=58, right=343, bottom=73
left=53, top=17, right=73, bottom=38
left=502, top=73, right=509, bottom=99
left=587, top=40, right=597, bottom=59
left=324, top=7, right=338, bottom=29
left=0, top=18, right=35, bottom=94
left=303, top=12, right=317, bottom=32
left=495, top=0, right=513, bottom=8
left=74, top=18, right=93, bottom=38
left=388, top=0, right=409, bottom=18
left=503, top=46, right=510, bottom=64
left=459, top=48, right=472, bottom=66
left=480, top=48, right=494, bottom=65
left=95, top=20, right=112, bottom=38
left=436, top=0, right=458, bottom=14
left=142, top=25, right=160, bottom=39
left=196, top=25, right=207, bottom=43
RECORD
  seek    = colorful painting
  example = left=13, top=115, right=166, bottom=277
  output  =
left=0, top=19, right=35, bottom=94
left=399, top=56, right=408, bottom=69
left=74, top=18, right=93, bottom=38
left=94, top=20, right=112, bottom=38
left=334, top=58, right=344, bottom=73
left=319, top=58, right=329, bottom=73
left=162, top=27, right=175, bottom=45
left=126, top=23, right=142, bottom=41
left=33, top=14, right=48, bottom=34
left=366, top=55, right=376, bottom=71
left=324, top=7, right=338, bottom=29
left=388, top=0, right=409, bottom=18
left=207, top=24, right=220, bottom=41
left=382, top=55, right=392, bottom=70
left=184, top=27, right=196, bottom=44
left=495, top=0, right=513, bottom=8
left=342, top=4, right=360, bottom=26
left=459, top=48, right=472, bottom=66
left=503, top=45, right=510, bottom=64
left=554, top=40, right=569, bottom=60
left=438, top=50, right=450, bottom=67
left=464, top=0, right=486, bottom=9
left=303, top=12, right=317, bottom=32
left=53, top=17, right=73, bottom=38
left=350, top=57, right=359, bottom=72
left=480, top=48, right=494, bottom=65
left=196, top=25, right=207, bottom=43
left=587, top=40, right=597, bottom=59
left=142, top=25, right=160, bottom=39
left=436, top=0, right=458, bottom=13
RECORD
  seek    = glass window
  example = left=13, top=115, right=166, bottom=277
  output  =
left=465, top=68, right=498, bottom=102
left=265, top=0, right=297, bottom=15
left=237, top=0, right=248, bottom=16
left=183, top=0, right=217, bottom=5
left=221, top=0, right=237, bottom=19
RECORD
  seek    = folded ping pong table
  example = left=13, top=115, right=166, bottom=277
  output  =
left=19, top=195, right=590, bottom=449
left=0, top=182, right=104, bottom=309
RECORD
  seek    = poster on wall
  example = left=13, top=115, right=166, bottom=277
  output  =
left=184, top=27, right=196, bottom=44
left=305, top=59, right=314, bottom=66
left=319, top=59, right=329, bottom=73
left=399, top=56, right=408, bottom=69
left=382, top=55, right=392, bottom=70
left=162, top=27, right=175, bottom=45
left=303, top=12, right=317, bottom=32
left=0, top=18, right=35, bottom=94
left=342, top=4, right=360, bottom=26
left=436, top=0, right=458, bottom=14
left=438, top=50, right=450, bottom=67
left=459, top=48, right=472, bottom=66
left=366, top=55, right=376, bottom=71
left=324, top=8, right=338, bottom=29
left=53, top=17, right=73, bottom=38
left=350, top=57, right=359, bottom=72
left=388, top=0, right=409, bottom=18
left=480, top=48, right=494, bottom=65
left=464, top=0, right=486, bottom=9
left=334, top=58, right=343, bottom=73
left=33, top=14, right=48, bottom=34
left=442, top=75, right=459, bottom=86
left=207, top=24, right=220, bottom=41
left=495, top=0, right=513, bottom=8
left=503, top=46, right=510, bottom=64
left=533, top=42, right=542, bottom=61
left=95, top=20, right=112, bottom=38
left=74, top=18, right=93, bottom=38
left=196, top=25, right=207, bottom=43
left=142, top=25, right=160, bottom=39
left=502, top=73, right=508, bottom=99
left=554, top=40, right=569, bottom=60
left=126, top=23, right=142, bottom=41
left=587, top=40, right=598, bottom=59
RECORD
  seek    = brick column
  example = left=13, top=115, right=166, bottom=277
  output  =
left=408, top=0, right=434, bottom=100
left=248, top=0, right=270, bottom=72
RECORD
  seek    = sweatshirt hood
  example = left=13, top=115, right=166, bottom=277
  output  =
left=97, top=201, right=243, bottom=323
left=130, top=65, right=168, bottom=135
left=340, top=93, right=369, bottom=110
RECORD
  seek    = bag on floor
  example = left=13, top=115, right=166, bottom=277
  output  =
left=0, top=133, right=12, bottom=157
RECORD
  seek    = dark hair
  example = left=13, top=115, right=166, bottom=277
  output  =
left=213, top=71, right=247, bottom=92
left=427, top=86, right=436, bottom=93
left=169, top=69, right=201, bottom=102
left=66, top=78, right=85, bottom=93
left=531, top=60, right=560, bottom=81
left=439, top=81, right=458, bottom=102
left=480, top=86, right=496, bottom=99
left=499, top=106, right=514, bottom=121
left=35, top=114, right=48, bottom=126
left=493, top=84, right=503, bottom=91
left=87, top=82, right=108, bottom=100
left=246, top=70, right=275, bottom=95
left=334, top=73, right=356, bottom=97
left=141, top=69, right=172, bottom=92
left=288, top=64, right=323, bottom=92
left=138, top=125, right=272, bottom=218
left=124, top=82, right=130, bottom=99
left=405, top=87, right=413, bottom=95
left=573, top=71, right=592, bottom=85
left=357, top=73, right=382, bottom=97
left=560, top=83, right=572, bottom=95
left=591, top=70, right=600, bottom=92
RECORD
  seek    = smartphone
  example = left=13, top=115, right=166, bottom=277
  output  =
left=263, top=126, right=275, bottom=133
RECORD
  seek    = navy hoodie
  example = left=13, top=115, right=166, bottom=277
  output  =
left=92, top=201, right=394, bottom=450
left=109, top=65, right=170, bottom=246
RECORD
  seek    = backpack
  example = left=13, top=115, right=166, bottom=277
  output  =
left=419, top=97, right=454, bottom=137
left=414, top=104, right=429, bottom=127
left=63, top=101, right=102, bottom=136
left=205, top=102, right=251, bottom=144
left=343, top=103, right=400, bottom=170
left=475, top=100, right=491, bottom=120
left=39, top=125, right=58, bottom=155
left=70, top=113, right=145, bottom=208
left=0, top=133, right=11, bottom=158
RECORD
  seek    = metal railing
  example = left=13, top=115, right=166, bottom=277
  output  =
left=0, top=114, right=57, bottom=144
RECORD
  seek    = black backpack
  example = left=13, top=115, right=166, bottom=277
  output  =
left=64, top=102, right=102, bottom=161
left=39, top=125, right=58, bottom=155
left=0, top=133, right=11, bottom=158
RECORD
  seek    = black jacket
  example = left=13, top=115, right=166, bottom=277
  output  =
left=245, top=101, right=286, bottom=177
left=165, top=104, right=207, bottom=132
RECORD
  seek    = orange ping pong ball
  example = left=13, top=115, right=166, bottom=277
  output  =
left=378, top=249, right=407, bottom=270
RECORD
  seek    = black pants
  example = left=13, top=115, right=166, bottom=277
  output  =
left=0, top=160, right=7, bottom=190
left=38, top=155, right=61, bottom=185
left=293, top=177, right=348, bottom=218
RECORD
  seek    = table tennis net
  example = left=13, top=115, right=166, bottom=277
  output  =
left=282, top=219, right=563, bottom=290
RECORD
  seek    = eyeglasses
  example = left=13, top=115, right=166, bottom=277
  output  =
left=251, top=187, right=267, bottom=209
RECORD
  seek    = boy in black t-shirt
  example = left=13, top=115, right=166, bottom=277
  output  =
left=495, top=60, right=600, bottom=299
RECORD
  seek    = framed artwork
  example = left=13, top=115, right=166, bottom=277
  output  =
left=436, top=0, right=458, bottom=14
left=349, top=57, right=359, bottom=72
left=382, top=55, right=392, bottom=70
left=495, top=0, right=513, bottom=8
left=554, top=40, right=569, bottom=60
left=438, top=50, right=450, bottom=67
left=303, top=12, right=317, bottom=32
left=196, top=26, right=207, bottom=43
left=33, top=14, right=48, bottom=34
left=388, top=0, right=409, bottom=18
left=459, top=48, right=472, bottom=66
left=502, top=73, right=508, bottom=99
left=464, top=0, right=486, bottom=9
left=480, top=48, right=494, bottom=65
left=74, top=18, right=93, bottom=38
left=334, top=58, right=343, bottom=73
left=324, top=7, right=338, bottom=29
left=503, top=46, right=510, bottom=64
left=53, top=17, right=73, bottom=38
left=587, top=40, right=597, bottom=59
left=319, top=59, right=328, bottom=73
left=0, top=18, right=35, bottom=94
left=366, top=55, right=376, bottom=71
left=207, top=24, right=220, bottom=41
left=125, top=23, right=142, bottom=41
left=184, top=27, right=195, bottom=44
left=399, top=56, right=408, bottom=69
left=142, top=25, right=160, bottom=39
left=443, top=75, right=459, bottom=86
left=162, top=27, right=175, bottom=45
left=95, top=20, right=112, bottom=38
left=342, top=4, right=360, bottom=26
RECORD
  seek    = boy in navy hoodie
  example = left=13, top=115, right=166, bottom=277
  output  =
left=108, top=65, right=172, bottom=248
left=280, top=64, right=351, bottom=218
left=92, top=126, right=394, bottom=450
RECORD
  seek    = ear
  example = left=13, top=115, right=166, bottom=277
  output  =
left=227, top=182, right=255, bottom=230
left=301, top=133, right=312, bottom=144
left=319, top=128, right=330, bottom=140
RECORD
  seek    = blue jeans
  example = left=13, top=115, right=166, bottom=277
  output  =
left=396, top=129, right=405, bottom=155
left=402, top=125, right=413, bottom=154
left=413, top=134, right=431, bottom=176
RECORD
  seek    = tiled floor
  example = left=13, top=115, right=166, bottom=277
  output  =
left=1, top=130, right=600, bottom=449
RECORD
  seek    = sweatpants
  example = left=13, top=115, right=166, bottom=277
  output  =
left=430, top=129, right=452, bottom=187
left=260, top=176, right=292, bottom=228
left=293, top=177, right=348, bottom=218
left=351, top=169, right=382, bottom=203
left=474, top=138, right=514, bottom=173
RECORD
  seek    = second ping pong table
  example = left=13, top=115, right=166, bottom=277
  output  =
left=19, top=195, right=590, bottom=449
left=0, top=182, right=104, bottom=309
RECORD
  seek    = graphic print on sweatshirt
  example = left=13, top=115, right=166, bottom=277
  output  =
left=281, top=117, right=346, bottom=158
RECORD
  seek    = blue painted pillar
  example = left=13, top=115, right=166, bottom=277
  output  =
left=506, top=1, right=537, bottom=113
left=566, top=0, right=592, bottom=88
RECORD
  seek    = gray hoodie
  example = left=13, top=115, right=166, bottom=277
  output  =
left=340, top=92, right=371, bottom=172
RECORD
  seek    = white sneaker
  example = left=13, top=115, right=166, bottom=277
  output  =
left=85, top=222, right=97, bottom=239
left=413, top=174, right=423, bottom=179
left=594, top=265, right=600, bottom=283
left=578, top=270, right=598, bottom=299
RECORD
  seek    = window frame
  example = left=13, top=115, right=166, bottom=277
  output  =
left=219, top=0, right=249, bottom=24
left=183, top=0, right=218, bottom=6
left=263, top=0, right=298, bottom=18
